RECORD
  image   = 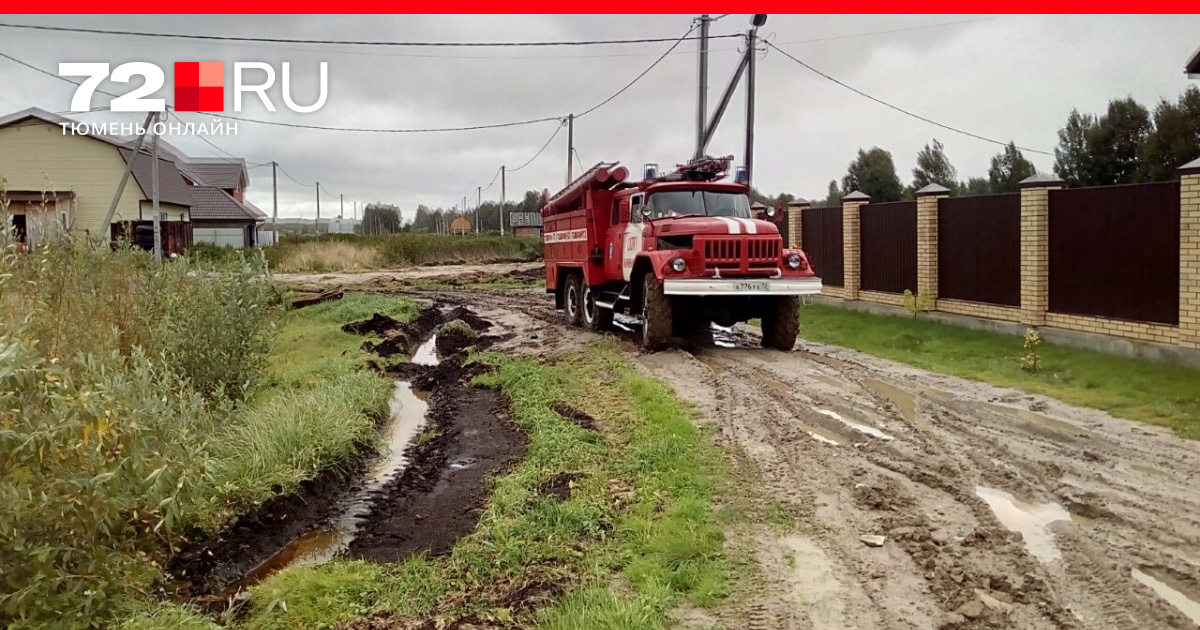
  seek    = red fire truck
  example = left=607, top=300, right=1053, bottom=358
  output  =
left=541, top=156, right=822, bottom=350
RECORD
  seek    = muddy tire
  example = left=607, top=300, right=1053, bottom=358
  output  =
left=582, top=284, right=612, bottom=331
left=761, top=296, right=799, bottom=350
left=641, top=274, right=673, bottom=350
left=564, top=273, right=583, bottom=327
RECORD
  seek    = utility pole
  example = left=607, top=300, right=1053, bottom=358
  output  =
left=100, top=111, right=155, bottom=238
left=695, top=14, right=711, bottom=159
left=476, top=186, right=482, bottom=233
left=566, top=113, right=575, bottom=186
left=500, top=165, right=506, bottom=237
left=271, top=161, right=278, bottom=233
left=151, top=112, right=162, bottom=263
left=315, top=182, right=321, bottom=235
left=745, top=15, right=767, bottom=189
left=340, top=193, right=344, bottom=220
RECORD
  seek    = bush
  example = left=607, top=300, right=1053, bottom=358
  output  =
left=0, top=242, right=280, bottom=628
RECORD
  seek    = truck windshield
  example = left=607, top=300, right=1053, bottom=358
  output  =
left=644, top=190, right=751, bottom=220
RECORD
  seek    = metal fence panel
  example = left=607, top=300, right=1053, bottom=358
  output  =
left=860, top=201, right=918, bottom=294
left=801, top=206, right=843, bottom=286
left=937, top=194, right=1021, bottom=306
left=1048, top=182, right=1180, bottom=325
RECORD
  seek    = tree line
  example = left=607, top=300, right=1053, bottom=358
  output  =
left=809, top=85, right=1199, bottom=206
left=359, top=190, right=545, bottom=235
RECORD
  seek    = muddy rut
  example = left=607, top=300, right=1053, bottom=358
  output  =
left=419, top=285, right=1200, bottom=630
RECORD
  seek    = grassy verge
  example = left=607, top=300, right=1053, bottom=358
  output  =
left=266, top=234, right=543, bottom=273
left=138, top=341, right=730, bottom=630
left=197, top=295, right=414, bottom=529
left=799, top=304, right=1200, bottom=438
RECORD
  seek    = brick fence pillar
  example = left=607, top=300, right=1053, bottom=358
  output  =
left=1180, top=158, right=1200, bottom=349
left=786, top=198, right=809, bottom=249
left=915, top=184, right=951, bottom=304
left=1018, top=173, right=1064, bottom=326
left=841, top=190, right=870, bottom=301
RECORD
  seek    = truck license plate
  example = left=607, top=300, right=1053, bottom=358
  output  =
left=733, top=282, right=769, bottom=292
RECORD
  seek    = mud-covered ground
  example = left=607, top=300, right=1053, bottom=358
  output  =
left=245, top=262, right=1200, bottom=629
left=389, top=278, right=1200, bottom=630
left=169, top=302, right=524, bottom=598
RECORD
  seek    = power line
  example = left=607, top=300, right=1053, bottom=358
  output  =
left=577, top=22, right=701, bottom=118
left=174, top=108, right=563, bottom=134
left=276, top=164, right=315, bottom=188
left=481, top=166, right=502, bottom=193
left=0, top=22, right=740, bottom=48
left=764, top=41, right=1052, bottom=156
left=508, top=120, right=566, bottom=172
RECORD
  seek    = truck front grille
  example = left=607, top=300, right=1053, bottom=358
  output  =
left=701, top=237, right=781, bottom=271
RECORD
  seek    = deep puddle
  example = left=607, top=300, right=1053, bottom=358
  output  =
left=815, top=408, right=895, bottom=441
left=863, top=379, right=929, bottom=429
left=974, top=486, right=1080, bottom=563
left=228, top=338, right=441, bottom=591
left=1131, top=567, right=1200, bottom=624
left=412, top=335, right=440, bottom=366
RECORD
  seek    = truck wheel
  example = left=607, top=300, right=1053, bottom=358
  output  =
left=761, top=296, right=800, bottom=351
left=582, top=284, right=612, bottom=331
left=564, top=274, right=584, bottom=327
left=641, top=273, right=673, bottom=350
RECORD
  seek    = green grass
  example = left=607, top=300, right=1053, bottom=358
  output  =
left=266, top=233, right=543, bottom=272
left=436, top=318, right=477, bottom=340
left=799, top=304, right=1200, bottom=438
left=195, top=294, right=415, bottom=531
left=199, top=341, right=730, bottom=630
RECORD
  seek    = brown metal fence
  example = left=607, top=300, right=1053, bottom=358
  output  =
left=860, top=201, right=917, bottom=294
left=937, top=194, right=1021, bottom=307
left=1048, top=182, right=1180, bottom=325
left=801, top=206, right=843, bottom=286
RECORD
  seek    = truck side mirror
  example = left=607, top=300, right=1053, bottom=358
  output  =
left=640, top=206, right=653, bottom=220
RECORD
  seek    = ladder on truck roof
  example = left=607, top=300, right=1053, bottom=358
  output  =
left=545, top=161, right=619, bottom=206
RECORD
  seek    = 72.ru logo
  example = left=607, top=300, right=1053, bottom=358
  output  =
left=58, top=61, right=328, bottom=113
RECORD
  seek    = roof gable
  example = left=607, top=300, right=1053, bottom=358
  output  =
left=1189, top=45, right=1200, bottom=78
left=189, top=185, right=261, bottom=221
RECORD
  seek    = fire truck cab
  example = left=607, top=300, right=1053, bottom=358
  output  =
left=541, top=156, right=822, bottom=350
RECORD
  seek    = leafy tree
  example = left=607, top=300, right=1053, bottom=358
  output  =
left=988, top=142, right=1037, bottom=193
left=363, top=203, right=401, bottom=235
left=1086, top=96, right=1152, bottom=185
left=840, top=147, right=903, bottom=202
left=957, top=177, right=993, bottom=197
left=821, top=180, right=842, bottom=207
left=912, top=139, right=958, bottom=190
left=1138, top=85, right=1200, bottom=182
left=1053, top=109, right=1098, bottom=186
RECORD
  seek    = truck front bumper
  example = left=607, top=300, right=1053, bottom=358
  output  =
left=662, top=277, right=824, bottom=296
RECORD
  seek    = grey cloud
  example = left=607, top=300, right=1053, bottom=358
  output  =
left=2, top=14, right=1197, bottom=220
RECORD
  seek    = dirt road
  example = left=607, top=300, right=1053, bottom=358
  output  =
left=272, top=262, right=542, bottom=292
left=276, top=265, right=1200, bottom=629
left=409, top=284, right=1200, bottom=630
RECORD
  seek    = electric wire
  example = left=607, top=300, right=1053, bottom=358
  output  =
left=576, top=23, right=700, bottom=118
left=765, top=40, right=1052, bottom=156
left=0, top=22, right=740, bottom=48
left=507, top=119, right=566, bottom=172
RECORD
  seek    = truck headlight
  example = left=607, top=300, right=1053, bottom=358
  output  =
left=786, top=253, right=802, bottom=269
left=671, top=256, right=687, bottom=272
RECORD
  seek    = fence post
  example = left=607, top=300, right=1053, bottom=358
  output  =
left=1180, top=158, right=1200, bottom=349
left=841, top=190, right=870, bottom=301
left=786, top=198, right=809, bottom=249
left=915, top=184, right=950, bottom=306
left=1018, top=173, right=1064, bottom=326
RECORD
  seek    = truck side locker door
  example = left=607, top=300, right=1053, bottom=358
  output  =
left=605, top=197, right=631, bottom=280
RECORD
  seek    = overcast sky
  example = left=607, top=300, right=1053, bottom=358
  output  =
left=1, top=14, right=1198, bottom=221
